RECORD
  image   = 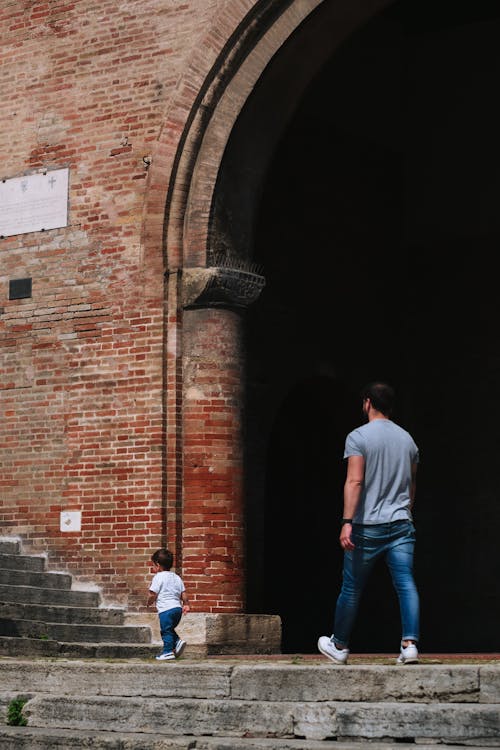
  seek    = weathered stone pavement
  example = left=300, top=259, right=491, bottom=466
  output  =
left=0, top=657, right=498, bottom=748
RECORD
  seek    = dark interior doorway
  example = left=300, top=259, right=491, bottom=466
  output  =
left=219, top=0, right=500, bottom=652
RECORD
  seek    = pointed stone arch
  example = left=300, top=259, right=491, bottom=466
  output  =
left=144, top=0, right=393, bottom=612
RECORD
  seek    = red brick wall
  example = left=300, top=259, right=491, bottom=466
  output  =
left=0, top=0, right=231, bottom=609
left=0, top=0, right=339, bottom=613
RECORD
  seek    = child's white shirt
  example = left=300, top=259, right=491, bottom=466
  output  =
left=149, top=571, right=185, bottom=613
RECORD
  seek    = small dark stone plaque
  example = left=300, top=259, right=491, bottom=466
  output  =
left=9, top=278, right=32, bottom=300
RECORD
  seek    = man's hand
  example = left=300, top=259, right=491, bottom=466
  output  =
left=340, top=522, right=355, bottom=550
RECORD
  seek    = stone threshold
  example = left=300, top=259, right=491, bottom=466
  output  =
left=208, top=653, right=500, bottom=664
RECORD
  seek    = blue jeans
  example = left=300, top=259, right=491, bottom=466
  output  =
left=333, top=520, right=419, bottom=648
left=158, top=607, right=182, bottom=653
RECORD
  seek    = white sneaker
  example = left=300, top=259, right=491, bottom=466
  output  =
left=396, top=642, right=419, bottom=664
left=174, top=639, right=186, bottom=658
left=156, top=651, right=175, bottom=661
left=317, top=636, right=349, bottom=664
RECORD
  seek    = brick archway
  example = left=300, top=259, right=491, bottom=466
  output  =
left=147, top=0, right=392, bottom=613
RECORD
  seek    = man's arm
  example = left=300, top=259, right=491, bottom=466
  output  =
left=340, top=454, right=365, bottom=550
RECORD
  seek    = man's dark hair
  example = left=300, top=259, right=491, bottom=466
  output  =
left=151, top=548, right=173, bottom=570
left=361, top=382, right=395, bottom=416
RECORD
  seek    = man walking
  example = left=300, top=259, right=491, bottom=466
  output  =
left=318, top=382, right=420, bottom=665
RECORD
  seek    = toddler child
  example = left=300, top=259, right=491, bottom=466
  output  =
left=147, top=548, right=190, bottom=661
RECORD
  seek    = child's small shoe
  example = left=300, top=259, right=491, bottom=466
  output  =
left=156, top=651, right=175, bottom=661
left=174, top=639, right=186, bottom=658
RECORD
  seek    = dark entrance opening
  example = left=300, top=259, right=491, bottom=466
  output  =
left=217, top=0, right=500, bottom=652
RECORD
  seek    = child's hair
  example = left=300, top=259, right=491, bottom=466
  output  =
left=151, top=548, right=173, bottom=570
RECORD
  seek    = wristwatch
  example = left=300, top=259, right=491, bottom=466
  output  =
left=341, top=518, right=353, bottom=525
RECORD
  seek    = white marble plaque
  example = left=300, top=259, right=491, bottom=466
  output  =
left=0, top=168, right=69, bottom=238
left=60, top=511, right=81, bottom=533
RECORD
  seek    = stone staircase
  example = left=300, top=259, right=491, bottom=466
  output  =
left=0, top=537, right=158, bottom=659
left=0, top=659, right=499, bottom=748
left=1, top=537, right=499, bottom=748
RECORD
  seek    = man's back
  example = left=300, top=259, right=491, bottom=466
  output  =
left=344, top=419, right=419, bottom=524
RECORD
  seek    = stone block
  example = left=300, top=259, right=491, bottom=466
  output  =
left=175, top=613, right=281, bottom=654
left=194, top=740, right=353, bottom=750
left=480, top=665, right=500, bottom=703
left=0, top=583, right=100, bottom=607
left=0, top=553, right=45, bottom=572
left=0, top=538, right=21, bottom=555
left=125, top=612, right=161, bottom=643
left=0, top=692, right=14, bottom=723
left=0, top=662, right=232, bottom=699
left=336, top=702, right=500, bottom=742
left=0, top=569, right=72, bottom=590
left=0, top=727, right=190, bottom=749
left=23, top=694, right=500, bottom=742
left=231, top=664, right=481, bottom=703
left=24, top=696, right=296, bottom=737
left=292, top=702, right=337, bottom=740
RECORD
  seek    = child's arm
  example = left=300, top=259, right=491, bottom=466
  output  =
left=181, top=590, right=190, bottom=614
left=147, top=589, right=158, bottom=607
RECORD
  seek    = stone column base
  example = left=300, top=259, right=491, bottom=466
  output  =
left=125, top=613, right=281, bottom=656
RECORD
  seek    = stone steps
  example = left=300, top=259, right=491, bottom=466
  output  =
left=1, top=729, right=488, bottom=750
left=0, top=539, right=22, bottom=555
left=0, top=636, right=159, bottom=659
left=1, top=536, right=498, bottom=746
left=18, top=694, right=500, bottom=742
left=0, top=617, right=152, bottom=643
left=0, top=660, right=498, bottom=746
left=0, top=537, right=155, bottom=658
left=0, top=600, right=126, bottom=625
left=0, top=567, right=72, bottom=590
left=0, top=583, right=101, bottom=608
left=0, top=554, right=46, bottom=572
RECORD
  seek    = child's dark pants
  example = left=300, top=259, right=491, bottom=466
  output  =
left=159, top=606, right=182, bottom=653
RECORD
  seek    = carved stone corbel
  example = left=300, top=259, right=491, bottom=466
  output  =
left=182, top=266, right=265, bottom=310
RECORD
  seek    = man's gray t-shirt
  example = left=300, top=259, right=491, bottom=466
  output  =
left=344, top=419, right=419, bottom=524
